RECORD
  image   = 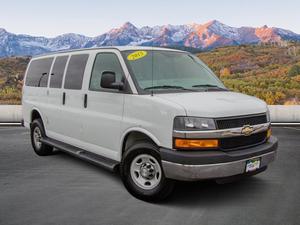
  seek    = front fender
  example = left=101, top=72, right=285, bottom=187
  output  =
left=119, top=127, right=161, bottom=159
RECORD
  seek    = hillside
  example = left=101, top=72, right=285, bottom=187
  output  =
left=0, top=57, right=30, bottom=104
left=0, top=43, right=299, bottom=105
left=198, top=43, right=300, bottom=105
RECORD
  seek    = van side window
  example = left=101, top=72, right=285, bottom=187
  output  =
left=89, top=53, right=124, bottom=91
left=64, top=54, right=89, bottom=90
left=50, top=56, right=68, bottom=88
left=25, top=57, right=54, bottom=87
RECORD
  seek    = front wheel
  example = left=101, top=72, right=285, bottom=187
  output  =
left=120, top=142, right=174, bottom=202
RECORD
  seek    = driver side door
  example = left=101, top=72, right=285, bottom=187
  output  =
left=82, top=51, right=128, bottom=161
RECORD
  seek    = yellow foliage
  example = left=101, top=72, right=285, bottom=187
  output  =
left=284, top=98, right=300, bottom=105
left=292, top=75, right=300, bottom=82
left=220, top=67, right=231, bottom=78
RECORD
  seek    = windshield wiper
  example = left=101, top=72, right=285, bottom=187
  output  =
left=192, top=84, right=228, bottom=91
left=144, top=85, right=196, bottom=91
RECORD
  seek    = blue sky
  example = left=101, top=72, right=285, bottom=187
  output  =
left=1, top=0, right=299, bottom=37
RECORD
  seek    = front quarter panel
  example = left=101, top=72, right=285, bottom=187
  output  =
left=121, top=94, right=186, bottom=154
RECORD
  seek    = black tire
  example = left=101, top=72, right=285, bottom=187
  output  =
left=120, top=141, right=174, bottom=202
left=30, top=118, right=53, bottom=156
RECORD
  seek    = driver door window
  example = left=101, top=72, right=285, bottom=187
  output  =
left=89, top=53, right=124, bottom=91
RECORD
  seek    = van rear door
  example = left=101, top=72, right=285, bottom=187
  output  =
left=23, top=57, right=54, bottom=126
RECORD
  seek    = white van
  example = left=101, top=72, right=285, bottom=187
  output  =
left=22, top=47, right=278, bottom=201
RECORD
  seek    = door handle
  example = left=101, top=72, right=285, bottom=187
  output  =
left=62, top=92, right=66, bottom=105
left=84, top=94, right=87, bottom=108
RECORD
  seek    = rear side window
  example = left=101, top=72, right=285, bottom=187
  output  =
left=25, top=57, right=54, bottom=87
left=50, top=56, right=69, bottom=88
left=64, top=54, right=89, bottom=90
left=89, top=53, right=124, bottom=91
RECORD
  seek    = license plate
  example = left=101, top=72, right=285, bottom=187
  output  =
left=245, top=158, right=260, bottom=172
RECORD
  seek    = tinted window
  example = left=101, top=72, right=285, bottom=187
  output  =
left=25, top=57, right=54, bottom=87
left=50, top=56, right=68, bottom=88
left=64, top=54, right=89, bottom=90
left=90, top=53, right=124, bottom=91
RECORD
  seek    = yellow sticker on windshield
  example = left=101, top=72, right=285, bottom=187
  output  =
left=127, top=51, right=147, bottom=61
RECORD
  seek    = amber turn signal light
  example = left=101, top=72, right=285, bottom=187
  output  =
left=267, top=128, right=272, bottom=139
left=174, top=138, right=219, bottom=149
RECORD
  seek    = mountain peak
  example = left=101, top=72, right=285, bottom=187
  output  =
left=56, top=33, right=86, bottom=38
left=204, top=20, right=223, bottom=27
left=0, top=28, right=7, bottom=34
left=121, top=22, right=137, bottom=29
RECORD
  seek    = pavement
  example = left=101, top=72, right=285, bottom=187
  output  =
left=0, top=126, right=299, bottom=225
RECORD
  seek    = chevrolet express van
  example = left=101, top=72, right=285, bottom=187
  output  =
left=22, top=47, right=278, bottom=201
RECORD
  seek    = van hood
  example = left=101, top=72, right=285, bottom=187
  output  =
left=157, top=91, right=267, bottom=118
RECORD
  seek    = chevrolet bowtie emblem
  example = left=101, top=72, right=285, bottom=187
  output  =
left=241, top=125, right=254, bottom=136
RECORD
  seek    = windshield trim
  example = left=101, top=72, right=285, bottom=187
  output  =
left=121, top=49, right=226, bottom=95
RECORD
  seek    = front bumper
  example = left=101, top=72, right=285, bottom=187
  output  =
left=160, top=136, right=278, bottom=181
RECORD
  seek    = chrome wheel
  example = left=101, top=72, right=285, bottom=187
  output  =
left=33, top=127, right=42, bottom=149
left=130, top=154, right=162, bottom=190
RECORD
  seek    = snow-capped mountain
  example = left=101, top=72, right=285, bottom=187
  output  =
left=0, top=28, right=91, bottom=57
left=1, top=20, right=300, bottom=56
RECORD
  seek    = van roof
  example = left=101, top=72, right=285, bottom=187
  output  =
left=32, top=46, right=185, bottom=58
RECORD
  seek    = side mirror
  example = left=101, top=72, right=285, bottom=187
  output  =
left=100, top=71, right=124, bottom=90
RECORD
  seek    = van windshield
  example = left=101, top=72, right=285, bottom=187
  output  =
left=123, top=50, right=226, bottom=93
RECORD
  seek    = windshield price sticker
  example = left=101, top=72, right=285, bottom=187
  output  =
left=127, top=51, right=147, bottom=61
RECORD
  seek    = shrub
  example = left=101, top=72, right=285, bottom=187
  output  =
left=288, top=65, right=300, bottom=77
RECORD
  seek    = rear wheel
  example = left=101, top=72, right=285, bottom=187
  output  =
left=120, top=141, right=174, bottom=202
left=30, top=119, right=53, bottom=156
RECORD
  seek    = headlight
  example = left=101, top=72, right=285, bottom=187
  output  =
left=266, top=108, right=271, bottom=122
left=173, top=116, right=216, bottom=131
